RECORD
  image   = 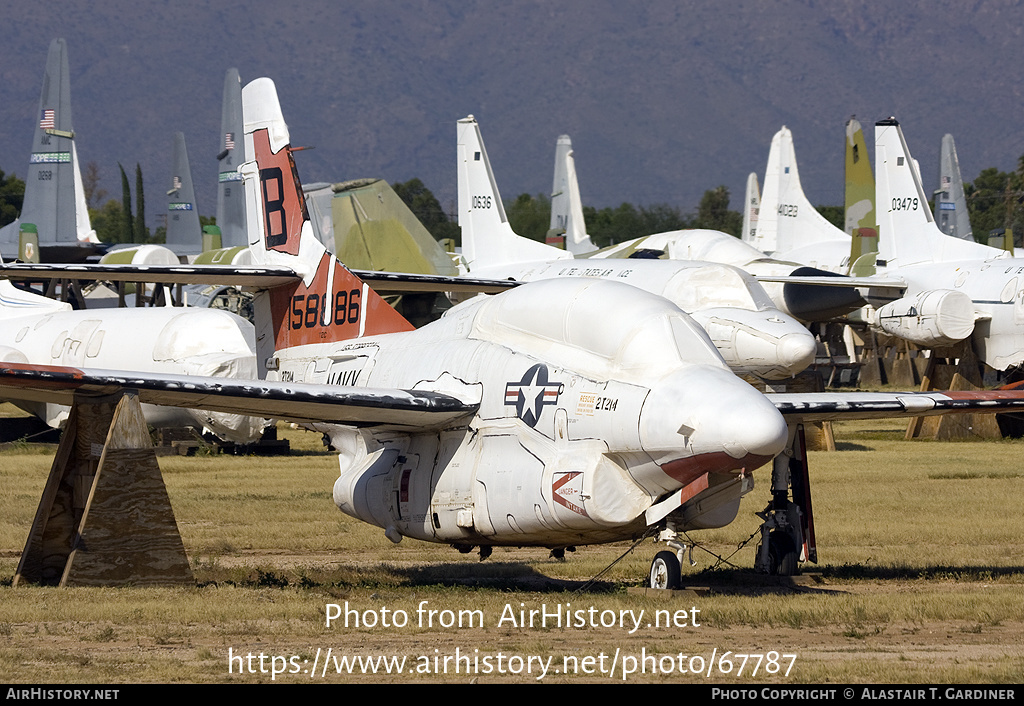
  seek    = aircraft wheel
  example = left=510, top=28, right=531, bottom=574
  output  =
left=768, top=531, right=800, bottom=576
left=649, top=550, right=682, bottom=589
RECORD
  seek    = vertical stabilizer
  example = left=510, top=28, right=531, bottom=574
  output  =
left=874, top=118, right=998, bottom=268
left=844, top=117, right=875, bottom=236
left=456, top=116, right=569, bottom=271
left=549, top=134, right=572, bottom=236
left=845, top=118, right=877, bottom=265
left=241, top=78, right=413, bottom=374
left=217, top=69, right=247, bottom=248
left=0, top=39, right=89, bottom=258
left=165, top=132, right=202, bottom=254
left=757, top=126, right=849, bottom=257
left=934, top=134, right=972, bottom=241
left=741, top=172, right=760, bottom=247
left=72, top=143, right=98, bottom=245
left=563, top=149, right=595, bottom=255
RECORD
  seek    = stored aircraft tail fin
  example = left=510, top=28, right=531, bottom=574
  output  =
left=241, top=78, right=413, bottom=374
left=217, top=68, right=247, bottom=248
left=549, top=135, right=595, bottom=255
left=741, top=172, right=760, bottom=247
left=757, top=126, right=850, bottom=258
left=456, top=116, right=569, bottom=271
left=934, top=134, right=972, bottom=241
left=563, top=148, right=595, bottom=255
left=165, top=132, right=202, bottom=255
left=844, top=117, right=877, bottom=267
left=549, top=134, right=572, bottom=238
left=0, top=39, right=96, bottom=260
left=844, top=117, right=875, bottom=236
left=874, top=118, right=998, bottom=268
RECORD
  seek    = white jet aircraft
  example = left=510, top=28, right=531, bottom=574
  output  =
left=459, top=118, right=817, bottom=381
left=4, top=79, right=1024, bottom=588
left=748, top=126, right=851, bottom=273
left=0, top=277, right=264, bottom=442
left=545, top=137, right=868, bottom=324
left=865, top=118, right=1024, bottom=369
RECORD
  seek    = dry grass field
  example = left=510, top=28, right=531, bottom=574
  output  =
left=0, top=403, right=1022, bottom=683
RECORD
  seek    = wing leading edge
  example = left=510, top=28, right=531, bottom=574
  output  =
left=771, top=390, right=1024, bottom=423
left=0, top=363, right=478, bottom=431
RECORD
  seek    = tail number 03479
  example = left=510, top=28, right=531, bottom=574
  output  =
left=291, top=289, right=361, bottom=330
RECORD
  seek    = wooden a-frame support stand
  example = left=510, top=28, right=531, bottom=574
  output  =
left=905, top=340, right=1002, bottom=441
left=14, top=391, right=193, bottom=587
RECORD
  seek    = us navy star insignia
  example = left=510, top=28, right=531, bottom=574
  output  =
left=505, top=363, right=563, bottom=427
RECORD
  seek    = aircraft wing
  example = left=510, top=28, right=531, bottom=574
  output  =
left=770, top=389, right=1024, bottom=422
left=0, top=263, right=519, bottom=295
left=351, top=270, right=520, bottom=294
left=0, top=263, right=299, bottom=288
left=0, top=363, right=478, bottom=431
left=754, top=274, right=907, bottom=290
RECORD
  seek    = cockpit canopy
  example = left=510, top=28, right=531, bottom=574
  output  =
left=663, top=262, right=775, bottom=312
left=467, top=278, right=726, bottom=383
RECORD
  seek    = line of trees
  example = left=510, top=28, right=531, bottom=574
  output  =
left=965, top=157, right=1024, bottom=246
left=3, top=160, right=1024, bottom=248
left=390, top=179, right=758, bottom=247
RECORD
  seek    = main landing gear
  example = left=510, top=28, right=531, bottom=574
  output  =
left=754, top=424, right=816, bottom=576
left=645, top=424, right=816, bottom=587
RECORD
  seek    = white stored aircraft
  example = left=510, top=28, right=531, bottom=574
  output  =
left=757, top=117, right=1024, bottom=370
left=865, top=118, right=1024, bottom=369
left=0, top=276, right=264, bottom=442
left=545, top=138, right=868, bottom=324
left=747, top=126, right=851, bottom=273
left=4, top=79, right=1024, bottom=588
left=459, top=118, right=817, bottom=380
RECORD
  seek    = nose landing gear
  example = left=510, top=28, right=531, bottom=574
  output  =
left=649, top=550, right=682, bottom=589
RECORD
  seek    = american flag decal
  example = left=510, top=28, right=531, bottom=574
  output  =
left=225, top=132, right=235, bottom=150
left=39, top=109, right=55, bottom=129
left=172, top=176, right=182, bottom=190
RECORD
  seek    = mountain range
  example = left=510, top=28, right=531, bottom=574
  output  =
left=2, top=0, right=1023, bottom=228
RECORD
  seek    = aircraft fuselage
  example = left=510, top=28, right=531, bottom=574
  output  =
left=266, top=278, right=790, bottom=547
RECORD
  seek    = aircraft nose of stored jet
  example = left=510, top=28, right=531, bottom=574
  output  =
left=692, top=308, right=816, bottom=380
left=777, top=330, right=817, bottom=371
left=639, top=365, right=788, bottom=476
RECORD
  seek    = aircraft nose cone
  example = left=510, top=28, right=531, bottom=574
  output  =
left=778, top=331, right=817, bottom=371
left=696, top=308, right=816, bottom=379
left=640, top=365, right=788, bottom=465
left=720, top=397, right=789, bottom=458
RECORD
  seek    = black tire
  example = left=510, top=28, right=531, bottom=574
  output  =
left=649, top=550, right=682, bottom=589
left=768, top=531, right=800, bottom=576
